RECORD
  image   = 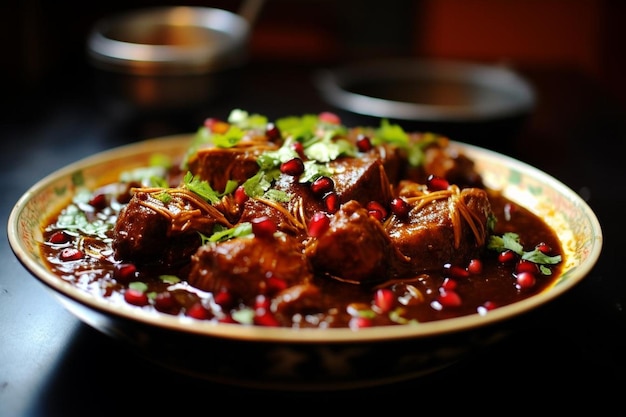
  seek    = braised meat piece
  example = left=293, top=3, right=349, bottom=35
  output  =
left=187, top=233, right=314, bottom=304
left=305, top=200, right=409, bottom=284
left=185, top=138, right=279, bottom=193
left=329, top=154, right=393, bottom=208
left=112, top=188, right=232, bottom=267
left=386, top=184, right=493, bottom=274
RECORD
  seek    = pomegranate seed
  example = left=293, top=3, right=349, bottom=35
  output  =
left=88, top=193, right=107, bottom=210
left=124, top=288, right=149, bottom=306
left=516, top=259, right=539, bottom=274
left=373, top=288, right=395, bottom=313
left=536, top=242, right=552, bottom=254
left=516, top=272, right=536, bottom=289
left=427, top=175, right=449, bottom=191
left=467, top=258, right=483, bottom=275
left=254, top=294, right=271, bottom=312
left=266, top=275, right=288, bottom=294
left=292, top=142, right=305, bottom=158
left=234, top=185, right=248, bottom=205
left=324, top=192, right=340, bottom=214
left=444, top=264, right=470, bottom=278
left=318, top=111, right=341, bottom=124
left=113, top=263, right=137, bottom=283
left=254, top=311, right=280, bottom=327
left=441, top=277, right=457, bottom=291
left=186, top=302, right=211, bottom=320
left=482, top=300, right=497, bottom=310
left=204, top=117, right=229, bottom=134
left=366, top=201, right=387, bottom=221
left=251, top=216, right=277, bottom=239
left=356, top=134, right=373, bottom=152
left=219, top=315, right=237, bottom=324
left=265, top=122, right=281, bottom=141
left=59, top=247, right=83, bottom=261
left=308, top=211, right=330, bottom=237
left=48, top=231, right=70, bottom=244
left=503, top=202, right=516, bottom=221
left=310, top=176, right=334, bottom=196
left=390, top=197, right=410, bottom=218
left=438, top=290, right=462, bottom=307
left=154, top=292, right=177, bottom=312
left=213, top=290, right=233, bottom=307
left=280, top=158, right=305, bottom=176
left=349, top=316, right=373, bottom=329
left=498, top=250, right=517, bottom=264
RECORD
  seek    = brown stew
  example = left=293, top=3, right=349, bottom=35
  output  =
left=40, top=110, right=563, bottom=329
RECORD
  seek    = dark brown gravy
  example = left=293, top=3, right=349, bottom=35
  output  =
left=40, top=187, right=563, bottom=328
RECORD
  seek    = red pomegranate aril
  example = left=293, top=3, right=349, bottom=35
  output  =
left=213, top=290, right=233, bottom=307
left=390, top=197, right=410, bottom=218
left=441, top=277, right=458, bottom=291
left=234, top=185, right=248, bottom=205
left=124, top=288, right=149, bottom=306
left=366, top=201, right=387, bottom=221
left=88, top=193, right=107, bottom=210
left=318, top=111, right=341, bottom=124
left=503, top=202, right=516, bottom=221
left=516, top=259, right=539, bottom=274
left=292, top=141, right=305, bottom=158
left=265, top=122, right=281, bottom=141
left=498, top=250, right=517, bottom=264
left=113, top=263, right=137, bottom=283
left=356, top=134, right=373, bottom=152
left=254, top=294, right=271, bottom=312
left=467, top=258, right=483, bottom=275
left=444, top=264, right=470, bottom=278
left=154, top=292, right=177, bottom=312
left=254, top=311, right=280, bottom=327
left=251, top=216, right=277, bottom=239
left=349, top=316, right=373, bottom=329
left=308, top=211, right=330, bottom=237
left=373, top=288, right=395, bottom=313
left=266, top=275, right=288, bottom=294
left=204, top=117, right=229, bottom=134
left=186, top=302, right=211, bottom=320
left=427, top=175, right=449, bottom=191
left=219, top=314, right=237, bottom=324
left=438, top=290, right=462, bottom=307
left=49, top=231, right=70, bottom=244
left=60, top=247, right=83, bottom=262
left=482, top=300, right=497, bottom=310
left=516, top=272, right=536, bottom=289
left=280, top=158, right=305, bottom=176
left=536, top=242, right=552, bottom=254
left=324, top=192, right=339, bottom=214
left=310, top=176, right=334, bottom=196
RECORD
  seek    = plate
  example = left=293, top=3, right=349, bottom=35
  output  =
left=7, top=134, right=602, bottom=389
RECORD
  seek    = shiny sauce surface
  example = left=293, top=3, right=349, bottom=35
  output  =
left=40, top=186, right=563, bottom=328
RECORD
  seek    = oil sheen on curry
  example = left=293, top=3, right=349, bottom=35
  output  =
left=41, top=110, right=563, bottom=329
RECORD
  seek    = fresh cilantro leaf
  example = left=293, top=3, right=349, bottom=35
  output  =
left=183, top=172, right=220, bottom=204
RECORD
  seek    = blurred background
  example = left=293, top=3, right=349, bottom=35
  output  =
left=2, top=0, right=625, bottom=107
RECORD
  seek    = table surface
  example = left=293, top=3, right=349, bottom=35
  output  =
left=2, top=60, right=625, bottom=415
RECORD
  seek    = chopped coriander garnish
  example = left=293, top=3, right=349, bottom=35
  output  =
left=182, top=172, right=220, bottom=204
left=488, top=232, right=562, bottom=275
left=201, top=222, right=253, bottom=244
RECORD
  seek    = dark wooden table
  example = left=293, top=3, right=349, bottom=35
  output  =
left=2, top=60, right=624, bottom=415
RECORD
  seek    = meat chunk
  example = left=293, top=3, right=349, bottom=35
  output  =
left=185, top=136, right=280, bottom=193
left=112, top=188, right=232, bottom=267
left=187, top=233, right=314, bottom=304
left=386, top=185, right=493, bottom=273
left=329, top=154, right=393, bottom=207
left=305, top=200, right=408, bottom=284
